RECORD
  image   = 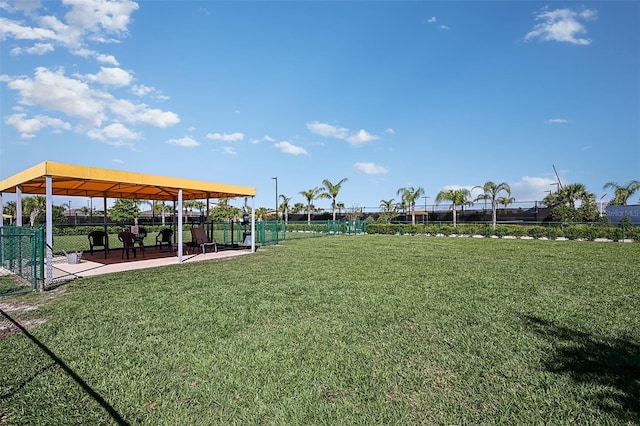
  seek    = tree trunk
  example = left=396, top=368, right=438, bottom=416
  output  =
left=491, top=202, right=497, bottom=229
left=452, top=205, right=457, bottom=227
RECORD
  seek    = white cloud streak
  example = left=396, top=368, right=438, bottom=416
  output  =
left=86, top=66, right=132, bottom=86
left=353, top=162, right=388, bottom=175
left=306, top=121, right=380, bottom=147
left=206, top=132, right=245, bottom=142
left=167, top=136, right=200, bottom=147
left=347, top=129, right=380, bottom=146
left=5, top=113, right=71, bottom=138
left=275, top=141, right=308, bottom=155
left=510, top=176, right=558, bottom=201
left=525, top=7, right=597, bottom=45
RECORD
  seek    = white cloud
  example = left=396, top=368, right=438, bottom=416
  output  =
left=427, top=16, right=448, bottom=30
left=63, top=0, right=139, bottom=35
left=10, top=42, right=54, bottom=55
left=131, top=84, right=167, bottom=101
left=525, top=7, right=597, bottom=45
left=546, top=118, right=568, bottom=124
left=510, top=176, right=558, bottom=201
left=86, top=66, right=132, bottom=86
left=103, top=139, right=134, bottom=149
left=384, top=128, right=395, bottom=135
left=222, top=146, right=237, bottom=155
left=306, top=120, right=379, bottom=146
left=206, top=132, right=244, bottom=142
left=347, top=129, right=380, bottom=146
left=353, top=162, right=388, bottom=175
left=87, top=123, right=142, bottom=141
left=96, top=53, right=119, bottom=65
left=109, top=98, right=180, bottom=127
left=306, top=121, right=349, bottom=139
left=275, top=141, right=308, bottom=155
left=5, top=113, right=71, bottom=138
left=131, top=84, right=153, bottom=97
left=250, top=135, right=275, bottom=144
left=5, top=66, right=180, bottom=131
left=167, top=136, right=200, bottom=147
left=8, top=67, right=107, bottom=127
left=0, top=17, right=59, bottom=43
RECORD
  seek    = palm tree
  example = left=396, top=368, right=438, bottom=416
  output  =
left=336, top=202, right=345, bottom=218
left=379, top=199, right=396, bottom=224
left=396, top=186, right=425, bottom=225
left=300, top=187, right=323, bottom=225
left=435, top=188, right=472, bottom=227
left=291, top=202, right=305, bottom=215
left=560, top=183, right=590, bottom=209
left=279, top=195, right=292, bottom=224
left=497, top=196, right=516, bottom=209
left=23, top=196, right=46, bottom=226
left=472, top=181, right=511, bottom=229
left=603, top=180, right=640, bottom=205
left=318, top=178, right=348, bottom=221
left=155, top=201, right=171, bottom=225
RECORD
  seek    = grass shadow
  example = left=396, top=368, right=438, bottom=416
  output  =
left=521, top=315, right=640, bottom=422
left=0, top=308, right=129, bottom=425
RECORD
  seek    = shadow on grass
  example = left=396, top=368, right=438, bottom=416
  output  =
left=0, top=308, right=129, bottom=425
left=522, top=315, right=640, bottom=422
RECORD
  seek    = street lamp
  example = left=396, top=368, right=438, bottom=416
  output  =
left=272, top=177, right=278, bottom=243
left=600, top=193, right=607, bottom=217
left=272, top=177, right=278, bottom=220
left=423, top=196, right=430, bottom=224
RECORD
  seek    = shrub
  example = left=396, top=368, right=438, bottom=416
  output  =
left=548, top=226, right=564, bottom=240
left=527, top=226, right=546, bottom=239
left=440, top=225, right=455, bottom=236
left=493, top=225, right=509, bottom=238
left=509, top=225, right=528, bottom=237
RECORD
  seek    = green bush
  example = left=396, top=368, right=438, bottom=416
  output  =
left=493, top=225, right=509, bottom=238
left=440, top=225, right=455, bottom=236
left=548, top=226, right=564, bottom=240
left=527, top=226, right=546, bottom=239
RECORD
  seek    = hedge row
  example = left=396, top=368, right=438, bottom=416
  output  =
left=365, top=223, right=639, bottom=242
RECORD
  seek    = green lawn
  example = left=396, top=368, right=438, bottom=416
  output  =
left=1, top=236, right=639, bottom=425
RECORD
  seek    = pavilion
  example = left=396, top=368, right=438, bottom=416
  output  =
left=0, top=161, right=257, bottom=285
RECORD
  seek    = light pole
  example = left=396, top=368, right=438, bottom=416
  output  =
left=272, top=177, right=278, bottom=242
left=423, top=196, right=430, bottom=224
left=600, top=193, right=607, bottom=217
left=272, top=177, right=278, bottom=220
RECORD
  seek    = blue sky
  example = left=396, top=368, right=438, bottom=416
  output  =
left=1, top=0, right=638, bottom=212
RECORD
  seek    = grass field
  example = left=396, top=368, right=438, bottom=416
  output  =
left=1, top=235, right=639, bottom=425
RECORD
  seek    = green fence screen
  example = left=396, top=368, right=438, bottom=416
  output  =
left=0, top=226, right=43, bottom=296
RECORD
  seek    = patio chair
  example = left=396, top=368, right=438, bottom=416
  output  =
left=118, top=230, right=145, bottom=260
left=137, top=227, right=148, bottom=240
left=88, top=230, right=109, bottom=258
left=156, top=228, right=173, bottom=251
left=190, top=226, right=217, bottom=254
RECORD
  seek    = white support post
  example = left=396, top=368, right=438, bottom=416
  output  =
left=251, top=196, right=256, bottom=253
left=177, top=190, right=183, bottom=263
left=45, top=176, right=53, bottom=287
left=16, top=185, right=22, bottom=226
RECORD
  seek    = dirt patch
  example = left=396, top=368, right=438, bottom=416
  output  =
left=0, top=287, right=66, bottom=340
